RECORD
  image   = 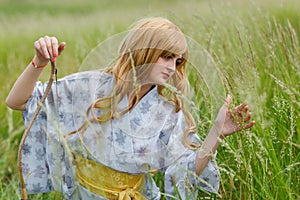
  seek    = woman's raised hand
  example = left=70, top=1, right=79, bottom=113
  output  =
left=33, top=36, right=66, bottom=67
left=215, top=95, right=255, bottom=138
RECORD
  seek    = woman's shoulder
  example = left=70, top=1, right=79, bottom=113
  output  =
left=62, top=70, right=114, bottom=82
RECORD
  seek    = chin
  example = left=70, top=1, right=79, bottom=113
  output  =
left=157, top=80, right=167, bottom=85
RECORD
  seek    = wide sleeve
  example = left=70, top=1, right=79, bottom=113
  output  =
left=21, top=70, right=114, bottom=196
left=21, top=81, right=54, bottom=194
left=163, top=111, right=220, bottom=199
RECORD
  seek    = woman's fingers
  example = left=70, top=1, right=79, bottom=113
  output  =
left=230, top=103, right=254, bottom=126
left=58, top=42, right=66, bottom=56
left=232, top=104, right=252, bottom=120
left=44, top=36, right=53, bottom=59
left=226, top=95, right=232, bottom=106
left=50, top=36, right=59, bottom=61
left=236, top=103, right=247, bottom=112
left=37, top=36, right=51, bottom=59
left=244, top=111, right=252, bottom=122
left=245, top=121, right=256, bottom=129
left=34, top=39, right=44, bottom=58
left=34, top=36, right=65, bottom=63
left=220, top=96, right=255, bottom=137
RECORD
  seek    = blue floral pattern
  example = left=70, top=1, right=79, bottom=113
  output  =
left=22, top=71, right=220, bottom=199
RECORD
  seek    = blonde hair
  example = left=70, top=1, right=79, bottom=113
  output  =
left=70, top=17, right=198, bottom=149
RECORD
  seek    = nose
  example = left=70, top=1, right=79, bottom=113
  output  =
left=167, top=59, right=176, bottom=73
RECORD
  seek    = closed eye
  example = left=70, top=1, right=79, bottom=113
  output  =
left=166, top=54, right=175, bottom=60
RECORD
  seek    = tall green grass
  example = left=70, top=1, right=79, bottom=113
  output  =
left=0, top=0, right=299, bottom=199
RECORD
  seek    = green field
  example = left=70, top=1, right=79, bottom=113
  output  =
left=0, top=0, right=299, bottom=199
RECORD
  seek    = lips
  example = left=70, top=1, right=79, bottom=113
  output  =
left=162, top=72, right=170, bottom=79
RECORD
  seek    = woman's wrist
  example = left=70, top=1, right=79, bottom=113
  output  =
left=197, top=148, right=214, bottom=160
left=197, top=126, right=223, bottom=160
left=31, top=56, right=48, bottom=69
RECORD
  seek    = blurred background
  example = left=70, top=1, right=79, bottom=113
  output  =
left=0, top=0, right=299, bottom=199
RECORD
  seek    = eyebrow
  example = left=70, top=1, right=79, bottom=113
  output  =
left=176, top=54, right=183, bottom=59
left=170, top=53, right=182, bottom=58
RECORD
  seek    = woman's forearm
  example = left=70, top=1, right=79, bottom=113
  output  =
left=195, top=125, right=222, bottom=175
left=6, top=59, right=44, bottom=110
left=6, top=37, right=66, bottom=111
left=195, top=95, right=255, bottom=176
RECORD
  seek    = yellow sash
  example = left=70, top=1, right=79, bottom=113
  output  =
left=74, top=154, right=147, bottom=200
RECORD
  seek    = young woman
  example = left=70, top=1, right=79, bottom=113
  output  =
left=6, top=17, right=255, bottom=199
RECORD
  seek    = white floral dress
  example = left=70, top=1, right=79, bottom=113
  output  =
left=21, top=70, right=220, bottom=199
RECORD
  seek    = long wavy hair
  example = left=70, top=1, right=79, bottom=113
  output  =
left=69, top=17, right=198, bottom=149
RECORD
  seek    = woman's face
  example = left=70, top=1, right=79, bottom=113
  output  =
left=147, top=54, right=183, bottom=85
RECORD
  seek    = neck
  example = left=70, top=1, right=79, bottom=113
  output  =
left=139, top=84, right=154, bottom=97
left=128, top=84, right=154, bottom=103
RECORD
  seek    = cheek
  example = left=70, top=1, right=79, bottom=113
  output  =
left=151, top=64, right=161, bottom=72
left=156, top=57, right=166, bottom=65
